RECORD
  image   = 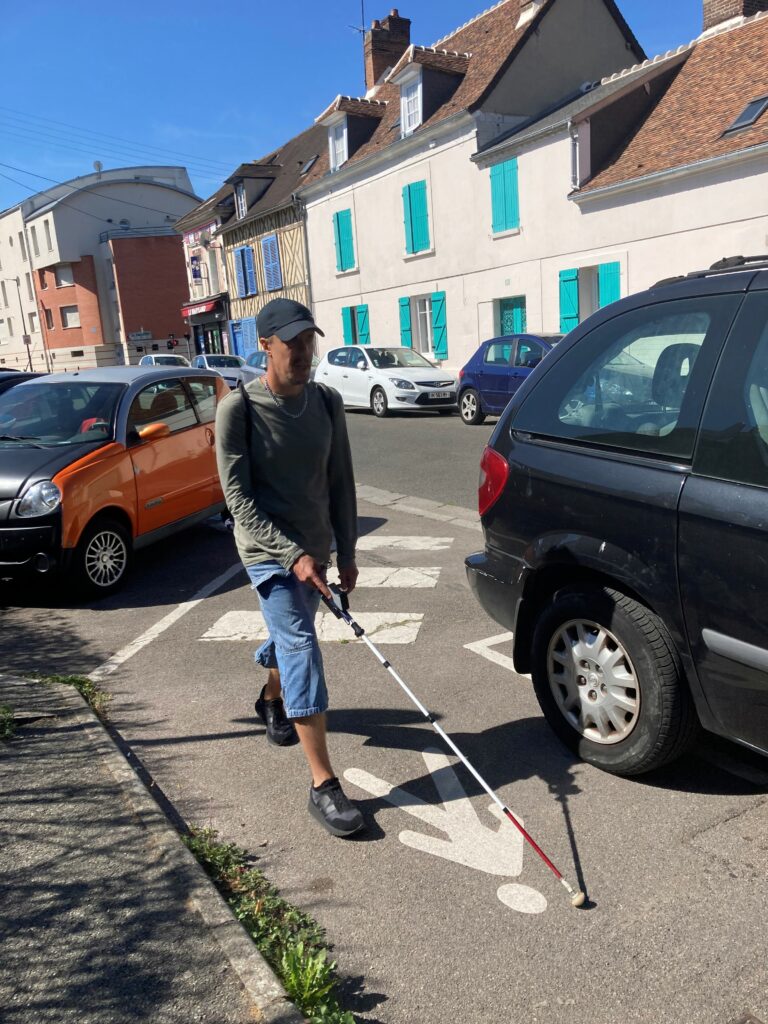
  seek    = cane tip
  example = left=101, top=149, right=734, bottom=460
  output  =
left=571, top=891, right=586, bottom=908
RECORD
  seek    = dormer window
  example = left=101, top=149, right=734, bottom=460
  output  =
left=400, top=71, right=422, bottom=137
left=328, top=117, right=348, bottom=172
left=235, top=182, right=247, bottom=220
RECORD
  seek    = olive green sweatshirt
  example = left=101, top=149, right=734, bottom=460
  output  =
left=215, top=379, right=357, bottom=570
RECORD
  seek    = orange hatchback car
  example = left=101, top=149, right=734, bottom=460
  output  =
left=0, top=367, right=229, bottom=595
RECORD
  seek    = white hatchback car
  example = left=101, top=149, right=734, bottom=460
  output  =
left=191, top=353, right=246, bottom=389
left=315, top=346, right=456, bottom=417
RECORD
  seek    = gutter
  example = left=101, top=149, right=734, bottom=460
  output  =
left=571, top=140, right=768, bottom=204
left=297, top=110, right=475, bottom=201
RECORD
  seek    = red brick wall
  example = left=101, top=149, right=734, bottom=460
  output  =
left=703, top=0, right=768, bottom=29
left=111, top=235, right=189, bottom=343
left=35, top=256, right=103, bottom=351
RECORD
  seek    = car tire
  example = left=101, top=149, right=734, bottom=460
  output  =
left=530, top=585, right=697, bottom=775
left=459, top=388, right=485, bottom=425
left=371, top=387, right=389, bottom=418
left=73, top=516, right=132, bottom=597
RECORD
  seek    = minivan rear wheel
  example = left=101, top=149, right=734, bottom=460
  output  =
left=530, top=585, right=697, bottom=775
left=459, top=388, right=485, bottom=425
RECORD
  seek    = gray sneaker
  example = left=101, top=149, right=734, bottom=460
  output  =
left=308, top=777, right=365, bottom=837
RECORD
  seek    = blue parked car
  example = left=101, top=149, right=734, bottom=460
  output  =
left=457, top=334, right=562, bottom=425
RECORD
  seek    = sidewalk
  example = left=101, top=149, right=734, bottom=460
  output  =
left=0, top=673, right=304, bottom=1024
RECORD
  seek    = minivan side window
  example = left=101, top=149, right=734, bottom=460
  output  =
left=694, top=292, right=768, bottom=487
left=513, top=296, right=740, bottom=459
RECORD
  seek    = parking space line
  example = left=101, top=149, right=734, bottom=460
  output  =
left=355, top=567, right=441, bottom=588
left=89, top=562, right=244, bottom=682
left=200, top=610, right=424, bottom=645
left=357, top=535, right=454, bottom=551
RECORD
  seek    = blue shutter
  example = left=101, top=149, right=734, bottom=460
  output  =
left=431, top=291, right=447, bottom=360
left=333, top=212, right=343, bottom=272
left=559, top=269, right=580, bottom=332
left=355, top=304, right=370, bottom=345
left=341, top=306, right=355, bottom=345
left=233, top=247, right=246, bottom=299
left=399, top=297, right=412, bottom=348
left=598, top=262, right=621, bottom=308
left=403, top=184, right=415, bottom=254
left=231, top=320, right=244, bottom=357
left=239, top=316, right=258, bottom=355
left=262, top=234, right=283, bottom=291
left=339, top=210, right=355, bottom=271
left=243, top=246, right=257, bottom=295
left=409, top=180, right=430, bottom=252
left=491, top=159, right=519, bottom=233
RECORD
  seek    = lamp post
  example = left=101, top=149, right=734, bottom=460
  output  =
left=2, top=276, right=32, bottom=371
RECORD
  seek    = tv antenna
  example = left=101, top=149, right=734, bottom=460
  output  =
left=348, top=1, right=367, bottom=93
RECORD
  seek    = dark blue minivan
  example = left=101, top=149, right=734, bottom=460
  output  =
left=457, top=334, right=562, bottom=424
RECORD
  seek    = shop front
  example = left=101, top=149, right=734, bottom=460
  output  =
left=181, top=295, right=231, bottom=355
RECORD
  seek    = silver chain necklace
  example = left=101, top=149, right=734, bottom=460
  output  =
left=261, top=375, right=308, bottom=419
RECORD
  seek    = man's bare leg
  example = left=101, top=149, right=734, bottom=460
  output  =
left=264, top=668, right=281, bottom=701
left=294, top=713, right=334, bottom=787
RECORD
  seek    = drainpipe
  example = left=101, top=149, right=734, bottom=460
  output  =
left=568, top=120, right=579, bottom=190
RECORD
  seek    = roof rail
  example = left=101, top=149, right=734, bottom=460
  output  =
left=653, top=255, right=768, bottom=288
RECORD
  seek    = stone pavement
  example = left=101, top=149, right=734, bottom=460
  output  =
left=0, top=673, right=304, bottom=1024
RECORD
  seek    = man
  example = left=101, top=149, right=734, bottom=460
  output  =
left=215, top=298, right=364, bottom=838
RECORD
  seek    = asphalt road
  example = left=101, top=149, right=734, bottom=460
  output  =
left=2, top=485, right=768, bottom=1024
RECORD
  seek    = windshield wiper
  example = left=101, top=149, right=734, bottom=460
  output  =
left=0, top=434, right=46, bottom=448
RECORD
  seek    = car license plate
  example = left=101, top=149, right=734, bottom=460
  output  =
left=430, top=391, right=450, bottom=400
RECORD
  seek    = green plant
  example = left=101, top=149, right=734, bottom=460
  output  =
left=184, top=827, right=356, bottom=1022
left=30, top=674, right=111, bottom=718
left=0, top=704, right=16, bottom=740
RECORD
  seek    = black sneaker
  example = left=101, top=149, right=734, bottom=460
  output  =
left=255, top=686, right=299, bottom=746
left=308, top=777, right=365, bottom=837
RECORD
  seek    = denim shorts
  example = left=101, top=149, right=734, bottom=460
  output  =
left=245, top=560, right=328, bottom=719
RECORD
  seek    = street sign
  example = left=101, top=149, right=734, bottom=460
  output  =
left=22, top=335, right=31, bottom=346
left=129, top=330, right=152, bottom=342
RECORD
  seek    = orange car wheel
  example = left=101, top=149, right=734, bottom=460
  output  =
left=74, top=516, right=132, bottom=596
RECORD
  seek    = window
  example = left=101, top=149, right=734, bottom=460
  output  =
left=514, top=339, right=545, bottom=369
left=61, top=305, right=80, bottom=328
left=25, top=273, right=33, bottom=301
left=514, top=295, right=740, bottom=460
left=724, top=94, right=768, bottom=135
left=233, top=246, right=257, bottom=298
left=490, top=158, right=520, bottom=234
left=300, top=155, right=318, bottom=176
left=413, top=296, right=433, bottom=355
left=235, top=183, right=247, bottom=220
left=0, top=281, right=6, bottom=307
left=328, top=348, right=352, bottom=366
left=0, top=319, right=5, bottom=341
left=187, top=377, right=219, bottom=424
left=30, top=225, right=39, bottom=257
left=44, top=308, right=54, bottom=330
left=559, top=262, right=621, bottom=331
left=484, top=341, right=513, bottom=365
left=7, top=317, right=13, bottom=337
left=18, top=232, right=27, bottom=261
left=28, top=311, right=37, bottom=334
left=400, top=75, right=422, bottom=137
left=39, top=270, right=48, bottom=290
left=44, top=220, right=52, bottom=251
left=328, top=119, right=348, bottom=171
left=208, top=251, right=220, bottom=295
left=261, top=234, right=283, bottom=291
left=402, top=180, right=430, bottom=254
left=55, top=264, right=74, bottom=288
left=127, top=381, right=197, bottom=435
left=333, top=209, right=356, bottom=272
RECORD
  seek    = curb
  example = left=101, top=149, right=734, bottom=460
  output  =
left=356, top=483, right=482, bottom=532
left=7, top=675, right=305, bottom=1024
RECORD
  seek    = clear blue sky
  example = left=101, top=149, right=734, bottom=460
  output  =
left=0, top=0, right=704, bottom=211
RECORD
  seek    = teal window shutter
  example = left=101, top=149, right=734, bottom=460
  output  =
left=261, top=234, right=283, bottom=291
left=403, top=185, right=415, bottom=254
left=559, top=269, right=580, bottom=332
left=355, top=304, right=370, bottom=345
left=499, top=296, right=527, bottom=335
left=341, top=306, right=355, bottom=345
left=339, top=210, right=355, bottom=271
left=243, top=246, right=257, bottom=295
left=598, top=262, right=621, bottom=308
left=409, top=180, right=430, bottom=252
left=233, top=247, right=246, bottom=298
left=491, top=159, right=519, bottom=233
left=431, top=291, right=447, bottom=359
left=333, top=212, right=343, bottom=272
left=399, top=297, right=412, bottom=347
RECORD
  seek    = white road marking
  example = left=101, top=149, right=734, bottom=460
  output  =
left=344, top=749, right=546, bottom=913
left=354, top=567, right=440, bottom=588
left=200, top=610, right=424, bottom=645
left=89, top=562, right=245, bottom=682
left=357, top=535, right=454, bottom=551
left=464, top=632, right=524, bottom=674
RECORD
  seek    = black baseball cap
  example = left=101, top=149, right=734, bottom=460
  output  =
left=257, top=298, right=325, bottom=342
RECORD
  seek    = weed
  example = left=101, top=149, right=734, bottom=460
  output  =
left=0, top=704, right=16, bottom=740
left=29, top=674, right=111, bottom=718
left=185, top=827, right=356, bottom=1023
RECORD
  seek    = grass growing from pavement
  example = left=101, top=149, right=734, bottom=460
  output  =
left=0, top=704, right=16, bottom=740
left=30, top=674, right=111, bottom=718
left=185, top=827, right=355, bottom=1024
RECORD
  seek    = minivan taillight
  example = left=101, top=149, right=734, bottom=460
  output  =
left=478, top=446, right=509, bottom=517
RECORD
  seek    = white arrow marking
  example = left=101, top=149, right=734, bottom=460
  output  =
left=357, top=535, right=454, bottom=551
left=200, top=611, right=423, bottom=645
left=464, top=631, right=528, bottom=675
left=344, top=749, right=546, bottom=914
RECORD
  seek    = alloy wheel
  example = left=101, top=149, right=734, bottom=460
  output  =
left=84, top=529, right=128, bottom=588
left=461, top=392, right=477, bottom=422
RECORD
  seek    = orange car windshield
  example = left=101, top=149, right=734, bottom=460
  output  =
left=0, top=381, right=125, bottom=447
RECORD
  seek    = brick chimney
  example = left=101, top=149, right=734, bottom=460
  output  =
left=703, top=0, right=768, bottom=30
left=364, top=9, right=411, bottom=90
